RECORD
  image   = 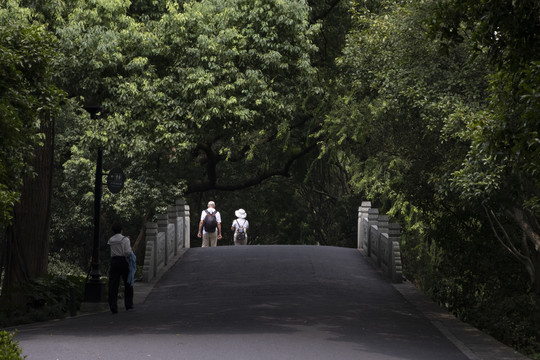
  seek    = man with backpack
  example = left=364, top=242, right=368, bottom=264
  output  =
left=197, top=201, right=222, bottom=247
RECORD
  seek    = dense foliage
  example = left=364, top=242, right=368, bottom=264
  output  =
left=0, top=5, right=63, bottom=226
left=318, top=0, right=539, bottom=354
left=0, top=253, right=86, bottom=328
left=0, top=0, right=538, bottom=356
left=434, top=0, right=540, bottom=295
left=0, top=330, right=24, bottom=360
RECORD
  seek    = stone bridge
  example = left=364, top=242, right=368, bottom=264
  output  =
left=12, top=200, right=527, bottom=359
left=141, top=200, right=402, bottom=284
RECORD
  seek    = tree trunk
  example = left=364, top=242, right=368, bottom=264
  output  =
left=4, top=120, right=54, bottom=294
left=534, top=252, right=540, bottom=295
left=132, top=206, right=155, bottom=265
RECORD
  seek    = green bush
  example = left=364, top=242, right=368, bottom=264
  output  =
left=0, top=253, right=87, bottom=327
left=48, top=252, right=86, bottom=278
left=0, top=275, right=84, bottom=327
left=0, top=331, right=25, bottom=360
left=402, top=227, right=540, bottom=358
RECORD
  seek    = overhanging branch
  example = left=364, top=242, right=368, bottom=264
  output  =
left=186, top=143, right=317, bottom=193
left=309, top=0, right=342, bottom=23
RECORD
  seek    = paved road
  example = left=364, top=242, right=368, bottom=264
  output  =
left=13, top=245, right=527, bottom=359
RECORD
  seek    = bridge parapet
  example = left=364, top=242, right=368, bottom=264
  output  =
left=358, top=201, right=403, bottom=283
left=142, top=199, right=190, bottom=282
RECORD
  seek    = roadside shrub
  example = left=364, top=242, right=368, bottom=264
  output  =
left=48, top=251, right=86, bottom=278
left=0, top=331, right=25, bottom=360
left=0, top=253, right=87, bottom=327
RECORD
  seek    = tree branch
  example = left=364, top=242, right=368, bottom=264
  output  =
left=309, top=0, right=343, bottom=23
left=506, top=206, right=540, bottom=252
left=196, top=142, right=219, bottom=186
left=483, top=204, right=536, bottom=285
left=186, top=143, right=317, bottom=193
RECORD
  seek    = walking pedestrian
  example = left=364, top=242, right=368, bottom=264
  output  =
left=198, top=201, right=222, bottom=247
left=107, top=223, right=134, bottom=313
left=231, top=208, right=249, bottom=245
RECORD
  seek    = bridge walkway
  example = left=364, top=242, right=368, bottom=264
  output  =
left=14, top=245, right=527, bottom=359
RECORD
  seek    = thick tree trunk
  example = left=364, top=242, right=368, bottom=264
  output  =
left=4, top=120, right=54, bottom=293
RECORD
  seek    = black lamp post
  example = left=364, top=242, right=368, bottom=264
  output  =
left=83, top=106, right=105, bottom=303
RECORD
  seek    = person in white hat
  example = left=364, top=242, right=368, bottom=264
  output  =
left=231, top=209, right=249, bottom=245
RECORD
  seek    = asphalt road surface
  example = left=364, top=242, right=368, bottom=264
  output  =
left=12, top=245, right=521, bottom=360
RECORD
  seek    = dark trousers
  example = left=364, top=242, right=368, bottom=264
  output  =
left=108, top=256, right=133, bottom=312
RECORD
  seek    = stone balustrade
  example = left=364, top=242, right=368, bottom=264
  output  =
left=142, top=199, right=190, bottom=282
left=358, top=201, right=403, bottom=283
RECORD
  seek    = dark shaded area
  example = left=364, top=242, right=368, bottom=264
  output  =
left=15, top=246, right=468, bottom=360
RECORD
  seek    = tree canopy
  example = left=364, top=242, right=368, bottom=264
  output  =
left=0, top=0, right=539, bottom=355
left=0, top=5, right=63, bottom=226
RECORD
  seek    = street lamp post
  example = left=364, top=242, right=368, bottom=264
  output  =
left=83, top=106, right=105, bottom=304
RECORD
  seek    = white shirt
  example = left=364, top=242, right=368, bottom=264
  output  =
left=232, top=218, right=249, bottom=234
left=200, top=208, right=221, bottom=234
left=108, top=233, right=132, bottom=257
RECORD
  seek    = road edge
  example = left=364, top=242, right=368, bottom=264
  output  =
left=393, top=280, right=530, bottom=360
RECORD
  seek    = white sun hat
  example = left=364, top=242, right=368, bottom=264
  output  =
left=235, top=209, right=247, bottom=219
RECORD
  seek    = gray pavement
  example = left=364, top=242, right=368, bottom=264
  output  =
left=12, top=245, right=529, bottom=359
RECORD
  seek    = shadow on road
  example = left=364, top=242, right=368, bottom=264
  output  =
left=14, top=246, right=472, bottom=360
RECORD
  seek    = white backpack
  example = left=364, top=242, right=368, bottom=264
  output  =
left=235, top=220, right=247, bottom=241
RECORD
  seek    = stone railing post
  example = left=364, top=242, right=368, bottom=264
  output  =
left=157, top=213, right=168, bottom=267
left=142, top=222, right=157, bottom=282
left=365, top=208, right=379, bottom=256
left=176, top=199, right=185, bottom=251
left=369, top=222, right=379, bottom=263
left=167, top=205, right=176, bottom=260
left=184, top=204, right=191, bottom=248
left=377, top=215, right=389, bottom=267
left=389, top=223, right=402, bottom=283
left=358, top=202, right=371, bottom=249
left=380, top=232, right=391, bottom=277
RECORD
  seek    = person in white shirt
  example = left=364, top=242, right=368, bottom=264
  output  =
left=231, top=208, right=249, bottom=245
left=107, top=223, right=134, bottom=313
left=197, top=201, right=222, bottom=247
